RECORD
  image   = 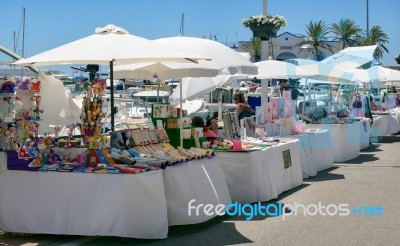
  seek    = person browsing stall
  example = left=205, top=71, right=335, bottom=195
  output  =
left=206, top=117, right=225, bottom=140
left=191, top=116, right=217, bottom=138
left=233, top=92, right=254, bottom=121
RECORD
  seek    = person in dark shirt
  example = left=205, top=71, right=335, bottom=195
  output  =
left=233, top=92, right=254, bottom=121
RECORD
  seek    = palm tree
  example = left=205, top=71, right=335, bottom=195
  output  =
left=240, top=37, right=262, bottom=62
left=355, top=25, right=389, bottom=62
left=330, top=18, right=362, bottom=49
left=296, top=20, right=335, bottom=61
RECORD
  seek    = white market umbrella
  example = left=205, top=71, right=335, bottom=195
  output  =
left=351, top=66, right=400, bottom=85
left=14, top=24, right=209, bottom=130
left=287, top=58, right=354, bottom=83
left=113, top=61, right=221, bottom=81
left=154, top=36, right=258, bottom=76
left=321, top=45, right=377, bottom=70
left=255, top=60, right=315, bottom=80
left=170, top=77, right=220, bottom=101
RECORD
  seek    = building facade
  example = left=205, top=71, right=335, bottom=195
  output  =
left=233, top=31, right=341, bottom=62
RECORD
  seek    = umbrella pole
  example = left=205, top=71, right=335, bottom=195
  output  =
left=180, top=80, right=183, bottom=147
left=156, top=76, right=160, bottom=103
left=110, top=60, right=115, bottom=131
left=302, top=78, right=308, bottom=116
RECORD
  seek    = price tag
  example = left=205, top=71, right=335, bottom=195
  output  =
left=156, top=120, right=163, bottom=129
left=282, top=149, right=292, bottom=169
left=147, top=120, right=155, bottom=130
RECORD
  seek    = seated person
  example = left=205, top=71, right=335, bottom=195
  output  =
left=191, top=116, right=216, bottom=138
left=206, top=117, right=225, bottom=141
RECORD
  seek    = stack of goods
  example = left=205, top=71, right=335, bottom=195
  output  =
left=109, top=128, right=214, bottom=168
left=79, top=79, right=107, bottom=148
left=222, top=112, right=240, bottom=140
left=0, top=78, right=43, bottom=151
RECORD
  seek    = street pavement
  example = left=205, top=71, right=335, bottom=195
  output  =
left=1, top=138, right=400, bottom=246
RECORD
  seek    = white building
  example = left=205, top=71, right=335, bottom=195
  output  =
left=233, top=31, right=341, bottom=61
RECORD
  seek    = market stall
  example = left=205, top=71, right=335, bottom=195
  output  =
left=307, top=121, right=360, bottom=162
left=215, top=139, right=303, bottom=204
left=0, top=169, right=169, bottom=239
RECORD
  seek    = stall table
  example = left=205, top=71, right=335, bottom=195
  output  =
left=359, top=119, right=371, bottom=150
left=307, top=121, right=360, bottom=162
left=163, top=156, right=232, bottom=226
left=215, top=140, right=303, bottom=204
left=371, top=114, right=400, bottom=141
left=0, top=169, right=168, bottom=239
left=290, top=129, right=334, bottom=178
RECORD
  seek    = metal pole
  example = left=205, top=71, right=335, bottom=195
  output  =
left=22, top=7, right=25, bottom=58
left=366, top=0, right=369, bottom=38
left=262, top=0, right=268, bottom=15
left=110, top=60, right=115, bottom=131
left=180, top=80, right=183, bottom=147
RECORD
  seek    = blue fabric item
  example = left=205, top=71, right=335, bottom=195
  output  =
left=126, top=148, right=141, bottom=157
left=247, top=96, right=261, bottom=111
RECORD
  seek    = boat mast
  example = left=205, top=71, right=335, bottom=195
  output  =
left=180, top=13, right=184, bottom=36
left=22, top=7, right=25, bottom=58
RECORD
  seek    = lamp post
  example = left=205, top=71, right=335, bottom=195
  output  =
left=300, top=43, right=314, bottom=60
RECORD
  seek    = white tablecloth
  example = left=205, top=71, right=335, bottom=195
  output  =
left=359, top=120, right=371, bottom=150
left=0, top=170, right=168, bottom=239
left=215, top=140, right=303, bottom=204
left=163, top=157, right=232, bottom=226
left=291, top=129, right=334, bottom=178
left=371, top=114, right=400, bottom=138
left=307, top=122, right=360, bottom=162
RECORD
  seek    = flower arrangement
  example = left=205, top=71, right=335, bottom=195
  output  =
left=242, top=14, right=287, bottom=28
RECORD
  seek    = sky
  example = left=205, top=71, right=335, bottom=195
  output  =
left=0, top=0, right=399, bottom=74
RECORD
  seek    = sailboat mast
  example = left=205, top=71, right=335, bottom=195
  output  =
left=22, top=7, right=25, bottom=58
left=180, top=13, right=184, bottom=36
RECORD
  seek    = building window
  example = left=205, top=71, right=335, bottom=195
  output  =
left=280, top=46, right=293, bottom=50
left=276, top=52, right=297, bottom=61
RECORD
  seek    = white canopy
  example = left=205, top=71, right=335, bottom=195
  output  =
left=14, top=25, right=208, bottom=66
left=350, top=66, right=400, bottom=85
left=321, top=45, right=377, bottom=70
left=154, top=36, right=258, bottom=75
left=287, top=58, right=354, bottom=84
left=255, top=60, right=315, bottom=79
left=170, top=77, right=219, bottom=101
left=113, top=61, right=220, bottom=80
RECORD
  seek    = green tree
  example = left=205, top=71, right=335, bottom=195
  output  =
left=240, top=37, right=262, bottom=62
left=355, top=25, right=389, bottom=62
left=330, top=18, right=362, bottom=49
left=296, top=20, right=335, bottom=61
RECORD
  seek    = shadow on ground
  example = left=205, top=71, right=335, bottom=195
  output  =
left=338, top=153, right=380, bottom=164
left=304, top=166, right=345, bottom=182
left=361, top=144, right=383, bottom=152
left=83, top=219, right=253, bottom=245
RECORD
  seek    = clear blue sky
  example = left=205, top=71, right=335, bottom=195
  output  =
left=1, top=0, right=399, bottom=72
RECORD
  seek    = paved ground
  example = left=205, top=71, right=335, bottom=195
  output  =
left=1, top=138, right=400, bottom=246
